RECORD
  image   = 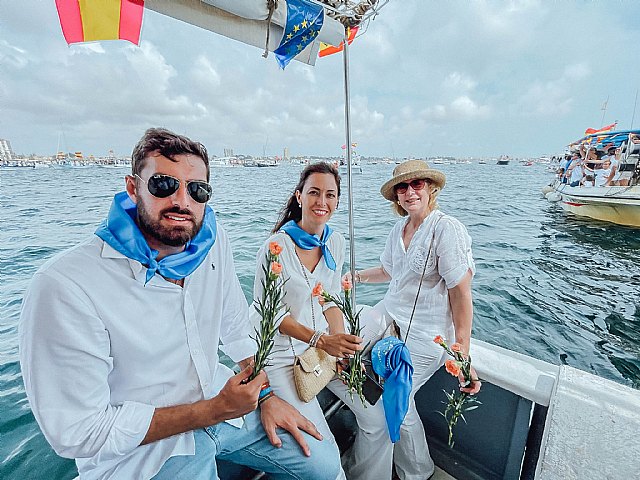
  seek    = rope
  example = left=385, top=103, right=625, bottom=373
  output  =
left=263, top=0, right=278, bottom=58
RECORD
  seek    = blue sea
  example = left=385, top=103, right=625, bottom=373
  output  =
left=1, top=162, right=639, bottom=478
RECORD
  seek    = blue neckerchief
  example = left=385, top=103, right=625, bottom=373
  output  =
left=281, top=220, right=336, bottom=271
left=95, top=191, right=217, bottom=284
left=372, top=336, right=414, bottom=443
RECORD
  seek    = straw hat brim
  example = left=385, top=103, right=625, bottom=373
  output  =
left=380, top=168, right=446, bottom=201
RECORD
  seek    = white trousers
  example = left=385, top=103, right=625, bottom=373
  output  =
left=266, top=363, right=393, bottom=480
left=361, top=301, right=448, bottom=480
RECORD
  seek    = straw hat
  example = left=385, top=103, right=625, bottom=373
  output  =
left=380, top=160, right=446, bottom=201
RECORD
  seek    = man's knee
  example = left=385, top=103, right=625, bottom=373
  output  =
left=297, top=436, right=341, bottom=480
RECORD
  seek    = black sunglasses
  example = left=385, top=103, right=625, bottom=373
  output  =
left=395, top=179, right=427, bottom=195
left=135, top=174, right=212, bottom=204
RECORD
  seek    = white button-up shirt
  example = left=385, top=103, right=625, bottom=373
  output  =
left=19, top=224, right=255, bottom=479
left=381, top=210, right=475, bottom=343
left=250, top=232, right=345, bottom=368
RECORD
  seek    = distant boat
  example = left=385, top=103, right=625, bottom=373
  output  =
left=543, top=129, right=640, bottom=227
left=497, top=155, right=510, bottom=165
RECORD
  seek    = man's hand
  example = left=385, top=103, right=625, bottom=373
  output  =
left=215, top=365, right=267, bottom=422
left=259, top=395, right=323, bottom=457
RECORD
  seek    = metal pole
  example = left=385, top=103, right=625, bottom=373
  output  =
left=342, top=27, right=356, bottom=309
left=631, top=88, right=638, bottom=129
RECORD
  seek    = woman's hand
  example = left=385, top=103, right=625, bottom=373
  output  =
left=459, top=365, right=481, bottom=395
left=317, top=333, right=362, bottom=358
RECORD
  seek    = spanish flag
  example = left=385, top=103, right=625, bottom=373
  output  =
left=319, top=26, right=358, bottom=58
left=584, top=122, right=617, bottom=135
left=55, top=0, right=144, bottom=45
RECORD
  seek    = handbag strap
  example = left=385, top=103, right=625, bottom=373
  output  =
left=289, top=248, right=317, bottom=357
left=403, top=212, right=444, bottom=344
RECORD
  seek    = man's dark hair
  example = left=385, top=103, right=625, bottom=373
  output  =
left=132, top=128, right=210, bottom=181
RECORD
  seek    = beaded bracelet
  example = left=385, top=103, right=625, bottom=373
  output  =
left=355, top=271, right=362, bottom=284
left=308, top=330, right=324, bottom=348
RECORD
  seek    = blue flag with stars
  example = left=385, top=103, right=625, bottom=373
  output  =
left=274, top=0, right=324, bottom=69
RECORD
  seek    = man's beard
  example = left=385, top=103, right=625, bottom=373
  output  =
left=137, top=199, right=203, bottom=248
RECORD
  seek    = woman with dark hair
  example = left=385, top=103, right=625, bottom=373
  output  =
left=346, top=160, right=481, bottom=480
left=252, top=162, right=393, bottom=480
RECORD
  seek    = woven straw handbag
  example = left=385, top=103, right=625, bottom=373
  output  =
left=293, top=347, right=336, bottom=403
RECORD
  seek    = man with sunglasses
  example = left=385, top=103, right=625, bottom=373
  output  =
left=20, top=128, right=340, bottom=480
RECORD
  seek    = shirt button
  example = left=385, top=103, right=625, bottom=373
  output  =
left=193, top=349, right=200, bottom=355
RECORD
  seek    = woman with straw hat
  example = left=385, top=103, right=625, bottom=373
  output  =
left=346, top=160, right=481, bottom=479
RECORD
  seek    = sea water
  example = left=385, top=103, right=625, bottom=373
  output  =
left=1, top=163, right=639, bottom=478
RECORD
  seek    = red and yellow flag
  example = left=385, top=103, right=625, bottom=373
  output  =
left=319, top=26, right=358, bottom=58
left=584, top=122, right=617, bottom=135
left=55, top=0, right=144, bottom=45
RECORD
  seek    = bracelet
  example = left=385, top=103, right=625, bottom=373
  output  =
left=355, top=271, right=362, bottom=284
left=258, top=391, right=275, bottom=405
left=258, top=385, right=272, bottom=400
left=309, top=330, right=324, bottom=348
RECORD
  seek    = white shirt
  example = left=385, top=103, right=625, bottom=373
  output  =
left=19, top=225, right=255, bottom=480
left=569, top=159, right=583, bottom=184
left=595, top=167, right=612, bottom=187
left=380, top=210, right=475, bottom=343
left=251, top=231, right=345, bottom=368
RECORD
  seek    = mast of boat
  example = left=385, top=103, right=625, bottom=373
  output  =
left=342, top=25, right=357, bottom=308
left=600, top=96, right=609, bottom=128
left=631, top=88, right=638, bottom=129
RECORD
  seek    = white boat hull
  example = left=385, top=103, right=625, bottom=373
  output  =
left=549, top=180, right=640, bottom=227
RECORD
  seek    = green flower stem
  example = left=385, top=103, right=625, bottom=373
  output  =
left=250, top=251, right=288, bottom=381
left=321, top=288, right=366, bottom=404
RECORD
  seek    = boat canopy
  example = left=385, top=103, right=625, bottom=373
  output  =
left=570, top=129, right=640, bottom=151
left=145, top=1, right=388, bottom=67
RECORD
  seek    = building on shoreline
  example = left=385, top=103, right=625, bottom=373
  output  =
left=0, top=139, right=15, bottom=161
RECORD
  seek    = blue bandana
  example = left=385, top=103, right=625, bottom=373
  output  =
left=281, top=220, right=336, bottom=271
left=372, top=336, right=414, bottom=443
left=95, top=191, right=217, bottom=284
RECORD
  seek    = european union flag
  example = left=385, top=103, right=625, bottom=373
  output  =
left=274, top=0, right=324, bottom=69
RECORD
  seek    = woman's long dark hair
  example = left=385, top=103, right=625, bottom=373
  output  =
left=273, top=162, right=341, bottom=233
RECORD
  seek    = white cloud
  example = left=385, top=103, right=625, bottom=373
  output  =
left=1, top=0, right=639, bottom=158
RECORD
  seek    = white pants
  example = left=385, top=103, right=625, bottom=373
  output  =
left=362, top=301, right=448, bottom=480
left=266, top=304, right=394, bottom=480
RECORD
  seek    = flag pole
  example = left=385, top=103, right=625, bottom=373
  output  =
left=342, top=26, right=356, bottom=310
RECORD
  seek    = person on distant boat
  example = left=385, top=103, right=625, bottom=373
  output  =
left=605, top=147, right=622, bottom=186
left=567, top=154, right=585, bottom=187
left=252, top=162, right=393, bottom=480
left=594, top=158, right=612, bottom=187
left=344, top=160, right=481, bottom=480
left=19, top=128, right=340, bottom=480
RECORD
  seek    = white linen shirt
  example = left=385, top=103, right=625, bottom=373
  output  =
left=19, top=224, right=255, bottom=480
left=380, top=210, right=475, bottom=344
left=250, top=231, right=345, bottom=368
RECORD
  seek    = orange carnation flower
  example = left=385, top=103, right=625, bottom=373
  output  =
left=269, top=241, right=283, bottom=256
left=341, top=277, right=353, bottom=291
left=312, top=283, right=324, bottom=297
left=270, top=262, right=283, bottom=275
left=451, top=343, right=462, bottom=353
left=445, top=359, right=461, bottom=377
left=433, top=335, right=444, bottom=345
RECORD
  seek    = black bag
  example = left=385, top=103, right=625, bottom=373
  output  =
left=361, top=354, right=384, bottom=406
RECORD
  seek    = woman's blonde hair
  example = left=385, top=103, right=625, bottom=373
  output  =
left=391, top=181, right=440, bottom=216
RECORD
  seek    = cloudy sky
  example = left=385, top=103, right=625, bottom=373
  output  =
left=1, top=0, right=639, bottom=159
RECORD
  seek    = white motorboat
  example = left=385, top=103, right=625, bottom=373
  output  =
left=543, top=130, right=640, bottom=227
